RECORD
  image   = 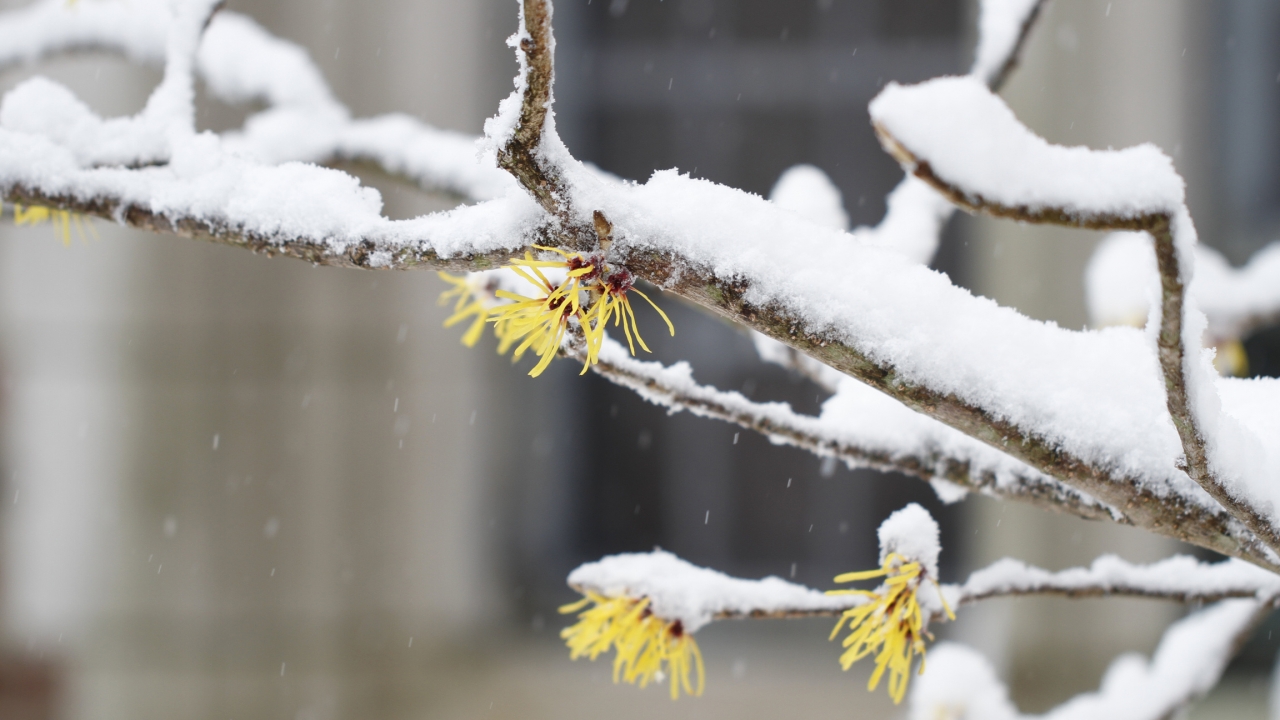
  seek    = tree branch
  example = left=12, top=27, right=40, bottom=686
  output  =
left=567, top=337, right=1119, bottom=525
left=2, top=0, right=1275, bottom=574
left=873, top=123, right=1280, bottom=562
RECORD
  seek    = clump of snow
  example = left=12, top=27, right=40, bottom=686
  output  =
left=1046, top=600, right=1260, bottom=720
left=912, top=601, right=1263, bottom=720
left=854, top=175, right=954, bottom=264
left=970, top=0, right=1043, bottom=86
left=879, top=503, right=941, bottom=578
left=1089, top=232, right=1280, bottom=341
left=567, top=550, right=859, bottom=633
left=909, top=643, right=1018, bottom=720
left=142, top=0, right=224, bottom=138
left=1086, top=232, right=1158, bottom=329
left=870, top=76, right=1186, bottom=218
left=768, top=164, right=848, bottom=231
left=0, top=77, right=167, bottom=167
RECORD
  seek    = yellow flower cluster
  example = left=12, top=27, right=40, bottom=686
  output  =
left=438, top=246, right=672, bottom=377
left=13, top=204, right=93, bottom=246
left=826, top=552, right=954, bottom=704
left=559, top=591, right=705, bottom=700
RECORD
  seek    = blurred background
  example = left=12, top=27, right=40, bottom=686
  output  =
left=0, top=0, right=1276, bottom=718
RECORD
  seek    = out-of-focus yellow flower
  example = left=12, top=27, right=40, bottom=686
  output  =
left=437, top=272, right=492, bottom=348
left=1213, top=339, right=1249, bottom=378
left=13, top=204, right=92, bottom=246
left=559, top=591, right=705, bottom=700
left=826, top=552, right=954, bottom=705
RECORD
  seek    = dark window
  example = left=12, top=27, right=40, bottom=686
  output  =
left=734, top=0, right=814, bottom=41
left=589, top=108, right=677, bottom=181
left=737, top=109, right=818, bottom=195
left=587, top=0, right=671, bottom=42
left=878, top=0, right=961, bottom=39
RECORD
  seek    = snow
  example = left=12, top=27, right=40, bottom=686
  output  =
left=879, top=503, right=941, bottom=578
left=909, top=644, right=1019, bottom=720
left=571, top=165, right=1227, bottom=512
left=870, top=77, right=1186, bottom=219
left=594, top=336, right=1106, bottom=515
left=567, top=550, right=858, bottom=633
left=913, top=600, right=1263, bottom=720
left=1089, top=232, right=1280, bottom=340
left=768, top=164, right=848, bottom=232
left=970, top=0, right=1043, bottom=85
left=956, top=555, right=1280, bottom=603
left=854, top=175, right=955, bottom=264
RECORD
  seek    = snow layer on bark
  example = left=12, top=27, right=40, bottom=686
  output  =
left=956, top=555, right=1280, bottom=601
left=0, top=0, right=513, bottom=202
left=567, top=550, right=857, bottom=633
left=912, top=600, right=1263, bottom=720
left=570, top=164, right=1221, bottom=509
left=870, top=77, right=1185, bottom=218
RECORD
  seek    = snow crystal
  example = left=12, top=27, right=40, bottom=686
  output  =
left=567, top=550, right=857, bottom=633
left=878, top=503, right=941, bottom=577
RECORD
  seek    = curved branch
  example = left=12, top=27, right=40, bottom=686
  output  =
left=873, top=116, right=1280, bottom=561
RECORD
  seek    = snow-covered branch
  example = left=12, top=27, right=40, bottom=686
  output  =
left=2, top=0, right=1275, bottom=572
left=912, top=600, right=1271, bottom=720
left=572, top=336, right=1118, bottom=523
left=871, top=76, right=1280, bottom=562
left=1089, top=232, right=1280, bottom=345
left=573, top=550, right=1280, bottom=626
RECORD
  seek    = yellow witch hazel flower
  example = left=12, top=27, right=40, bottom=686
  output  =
left=559, top=591, right=705, bottom=700
left=437, top=271, right=494, bottom=348
left=827, top=504, right=953, bottom=705
left=13, top=203, right=93, bottom=246
left=437, top=244, right=673, bottom=378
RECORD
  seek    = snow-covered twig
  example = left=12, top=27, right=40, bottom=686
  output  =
left=569, top=335, right=1118, bottom=523
left=912, top=600, right=1271, bottom=720
left=870, top=76, right=1280, bottom=561
left=956, top=554, right=1280, bottom=605
left=850, top=0, right=1048, bottom=264
left=1089, top=233, right=1280, bottom=343
left=568, top=550, right=1280, bottom=630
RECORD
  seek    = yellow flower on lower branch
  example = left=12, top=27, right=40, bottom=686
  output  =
left=559, top=592, right=705, bottom=700
left=827, top=552, right=954, bottom=705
